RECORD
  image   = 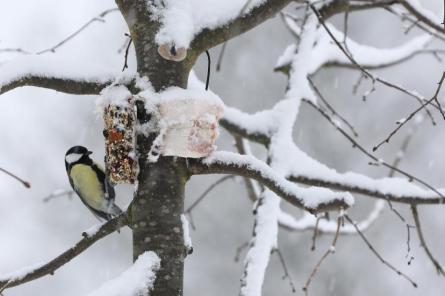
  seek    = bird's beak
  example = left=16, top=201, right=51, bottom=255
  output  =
left=86, top=151, right=93, bottom=155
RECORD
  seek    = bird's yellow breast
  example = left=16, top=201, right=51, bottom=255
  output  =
left=70, top=164, right=105, bottom=211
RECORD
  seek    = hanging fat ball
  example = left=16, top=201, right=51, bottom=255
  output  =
left=65, top=146, right=122, bottom=220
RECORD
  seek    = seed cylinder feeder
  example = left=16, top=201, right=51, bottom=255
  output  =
left=101, top=86, right=137, bottom=184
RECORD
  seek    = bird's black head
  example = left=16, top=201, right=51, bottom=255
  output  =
left=65, top=146, right=93, bottom=166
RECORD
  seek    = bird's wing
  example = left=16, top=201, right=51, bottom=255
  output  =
left=91, top=161, right=115, bottom=202
left=69, top=179, right=108, bottom=221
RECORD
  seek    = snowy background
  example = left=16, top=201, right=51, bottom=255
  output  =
left=1, top=0, right=445, bottom=295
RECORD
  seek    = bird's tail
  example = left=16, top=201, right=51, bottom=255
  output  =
left=107, top=203, right=132, bottom=230
left=109, top=203, right=123, bottom=218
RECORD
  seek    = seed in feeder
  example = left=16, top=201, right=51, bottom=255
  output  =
left=108, top=131, right=124, bottom=143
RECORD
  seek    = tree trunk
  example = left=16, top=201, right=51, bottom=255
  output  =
left=116, top=1, right=197, bottom=295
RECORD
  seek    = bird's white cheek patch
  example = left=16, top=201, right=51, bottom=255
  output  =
left=65, top=153, right=83, bottom=164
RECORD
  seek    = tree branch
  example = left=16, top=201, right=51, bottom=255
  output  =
left=220, top=117, right=270, bottom=146
left=187, top=152, right=353, bottom=214
left=399, top=0, right=445, bottom=36
left=0, top=8, right=119, bottom=56
left=233, top=136, right=262, bottom=202
left=288, top=174, right=445, bottom=205
left=191, top=0, right=294, bottom=52
left=322, top=49, right=445, bottom=70
left=410, top=205, right=445, bottom=276
left=344, top=214, right=417, bottom=287
left=36, top=8, right=119, bottom=55
left=0, top=167, right=30, bottom=188
left=0, top=212, right=129, bottom=290
left=0, top=75, right=110, bottom=96
left=302, top=217, right=341, bottom=295
left=319, top=0, right=398, bottom=20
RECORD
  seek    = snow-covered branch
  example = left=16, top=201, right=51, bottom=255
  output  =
left=191, top=0, right=294, bottom=52
left=288, top=172, right=445, bottom=205
left=0, top=213, right=129, bottom=291
left=239, top=189, right=280, bottom=296
left=188, top=151, right=354, bottom=214
left=319, top=0, right=398, bottom=20
left=221, top=107, right=272, bottom=146
left=400, top=0, right=445, bottom=36
left=278, top=200, right=385, bottom=234
left=275, top=17, right=432, bottom=73
left=213, top=14, right=444, bottom=208
left=220, top=101, right=445, bottom=207
left=86, top=252, right=160, bottom=296
left=0, top=56, right=122, bottom=96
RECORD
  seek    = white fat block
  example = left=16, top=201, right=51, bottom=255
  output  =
left=159, top=99, right=223, bottom=158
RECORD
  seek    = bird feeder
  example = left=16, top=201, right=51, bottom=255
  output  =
left=141, top=87, right=224, bottom=159
left=158, top=98, right=223, bottom=158
left=101, top=86, right=137, bottom=184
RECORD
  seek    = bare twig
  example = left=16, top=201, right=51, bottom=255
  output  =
left=184, top=175, right=235, bottom=214
left=373, top=72, right=445, bottom=151
left=344, top=214, right=418, bottom=287
left=385, top=125, right=419, bottom=263
left=0, top=48, right=31, bottom=55
left=405, top=224, right=415, bottom=265
left=214, top=0, right=253, bottom=71
left=216, top=42, right=228, bottom=72
left=312, top=4, right=437, bottom=124
left=280, top=12, right=302, bottom=41
left=0, top=212, right=129, bottom=290
left=121, top=34, right=133, bottom=72
left=234, top=241, right=249, bottom=262
left=36, top=8, right=119, bottom=55
left=385, top=6, right=445, bottom=43
left=342, top=9, right=351, bottom=55
left=311, top=4, right=372, bottom=78
left=302, top=216, right=341, bottom=295
left=0, top=167, right=30, bottom=188
left=410, top=205, right=445, bottom=276
left=352, top=73, right=365, bottom=94
left=43, top=189, right=74, bottom=203
left=302, top=97, right=445, bottom=202
left=310, top=216, right=321, bottom=251
left=0, top=8, right=118, bottom=57
left=234, top=136, right=262, bottom=202
left=399, top=0, right=445, bottom=36
left=308, top=75, right=358, bottom=137
left=274, top=248, right=297, bottom=293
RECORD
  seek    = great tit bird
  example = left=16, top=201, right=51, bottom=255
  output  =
left=65, top=146, right=122, bottom=220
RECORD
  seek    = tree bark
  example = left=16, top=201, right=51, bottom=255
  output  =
left=116, top=1, right=193, bottom=295
left=115, top=1, right=295, bottom=294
